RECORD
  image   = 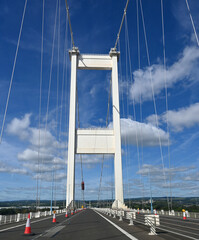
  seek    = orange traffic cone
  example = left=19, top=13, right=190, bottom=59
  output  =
left=65, top=211, right=68, bottom=218
left=154, top=209, right=157, bottom=215
left=52, top=213, right=56, bottom=223
left=24, top=213, right=31, bottom=235
left=183, top=211, right=186, bottom=220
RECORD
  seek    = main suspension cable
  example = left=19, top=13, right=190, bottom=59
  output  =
left=64, top=0, right=75, bottom=48
left=114, top=0, right=130, bottom=50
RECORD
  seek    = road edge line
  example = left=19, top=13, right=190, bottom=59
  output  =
left=94, top=210, right=138, bottom=240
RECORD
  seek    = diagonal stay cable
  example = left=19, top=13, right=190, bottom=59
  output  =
left=37, top=0, right=45, bottom=208
left=0, top=0, right=28, bottom=144
left=185, top=0, right=199, bottom=47
left=139, top=0, right=170, bottom=210
left=161, top=0, right=172, bottom=211
left=97, top=77, right=112, bottom=205
left=76, top=86, right=85, bottom=202
left=39, top=0, right=58, bottom=203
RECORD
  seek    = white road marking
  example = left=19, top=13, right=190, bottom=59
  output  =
left=94, top=210, right=139, bottom=240
left=160, top=220, right=199, bottom=231
left=42, top=225, right=65, bottom=237
left=156, top=226, right=199, bottom=240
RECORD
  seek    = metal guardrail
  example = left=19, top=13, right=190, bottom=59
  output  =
left=94, top=207, right=199, bottom=239
left=0, top=209, right=64, bottom=225
left=94, top=208, right=160, bottom=235
left=124, top=208, right=199, bottom=219
left=157, top=210, right=199, bottom=218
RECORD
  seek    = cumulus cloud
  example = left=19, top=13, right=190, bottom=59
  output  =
left=111, top=118, right=169, bottom=146
left=6, top=114, right=65, bottom=150
left=137, top=164, right=195, bottom=177
left=7, top=113, right=31, bottom=140
left=76, top=154, right=111, bottom=167
left=0, top=162, right=28, bottom=175
left=18, top=149, right=53, bottom=163
left=136, top=164, right=197, bottom=195
left=33, top=172, right=66, bottom=182
left=23, top=163, right=62, bottom=173
left=130, top=46, right=199, bottom=102
left=183, top=171, right=199, bottom=182
left=162, top=103, right=199, bottom=132
left=6, top=114, right=67, bottom=181
left=147, top=102, right=199, bottom=132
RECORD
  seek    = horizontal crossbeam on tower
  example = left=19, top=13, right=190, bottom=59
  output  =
left=76, top=129, right=115, bottom=154
left=77, top=54, right=112, bottom=70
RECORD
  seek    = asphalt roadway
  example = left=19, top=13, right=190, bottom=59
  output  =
left=0, top=209, right=198, bottom=240
left=135, top=212, right=199, bottom=240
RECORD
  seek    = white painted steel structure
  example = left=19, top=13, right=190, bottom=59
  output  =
left=66, top=47, right=125, bottom=209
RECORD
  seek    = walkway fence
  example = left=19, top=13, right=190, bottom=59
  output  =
left=94, top=208, right=160, bottom=235
left=120, top=208, right=199, bottom=219
left=0, top=209, right=65, bottom=225
left=94, top=207, right=199, bottom=236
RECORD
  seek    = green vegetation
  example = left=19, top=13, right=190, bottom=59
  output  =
left=0, top=197, right=199, bottom=215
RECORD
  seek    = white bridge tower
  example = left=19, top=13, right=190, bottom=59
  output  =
left=66, top=47, right=126, bottom=209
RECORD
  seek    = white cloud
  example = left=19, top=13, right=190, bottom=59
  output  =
left=183, top=171, right=199, bottom=182
left=6, top=113, right=31, bottom=140
left=162, top=103, right=199, bottom=132
left=6, top=114, right=67, bottom=181
left=18, top=149, right=53, bottom=163
left=76, top=154, right=110, bottom=167
left=6, top=114, right=65, bottom=150
left=23, top=163, right=62, bottom=173
left=136, top=164, right=197, bottom=195
left=147, top=102, right=199, bottom=132
left=130, top=46, right=199, bottom=102
left=33, top=172, right=66, bottom=182
left=30, top=128, right=56, bottom=148
left=137, top=164, right=195, bottom=177
left=0, top=162, right=28, bottom=175
left=112, top=118, right=169, bottom=146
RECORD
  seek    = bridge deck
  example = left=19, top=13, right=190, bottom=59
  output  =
left=0, top=209, right=198, bottom=240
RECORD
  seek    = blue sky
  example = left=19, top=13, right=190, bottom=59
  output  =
left=0, top=0, right=199, bottom=203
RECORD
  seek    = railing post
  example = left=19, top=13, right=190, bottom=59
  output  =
left=17, top=213, right=21, bottom=222
left=145, top=214, right=160, bottom=235
left=129, top=213, right=134, bottom=226
left=113, top=210, right=116, bottom=218
left=119, top=211, right=123, bottom=221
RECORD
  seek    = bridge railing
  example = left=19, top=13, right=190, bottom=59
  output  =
left=0, top=209, right=65, bottom=225
left=94, top=208, right=160, bottom=235
left=157, top=210, right=199, bottom=219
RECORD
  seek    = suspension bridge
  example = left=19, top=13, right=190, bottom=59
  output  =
left=0, top=0, right=199, bottom=239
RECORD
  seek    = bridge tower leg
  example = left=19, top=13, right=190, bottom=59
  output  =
left=110, top=49, right=124, bottom=209
left=66, top=47, right=79, bottom=208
